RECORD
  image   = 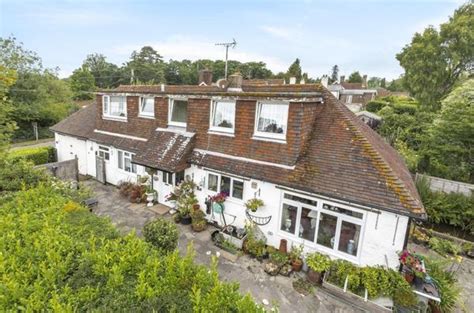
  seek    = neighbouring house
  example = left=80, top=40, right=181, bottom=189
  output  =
left=325, top=75, right=378, bottom=112
left=356, top=110, right=382, bottom=129
left=51, top=71, right=425, bottom=269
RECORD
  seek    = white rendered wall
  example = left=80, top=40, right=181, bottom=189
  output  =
left=54, top=133, right=88, bottom=175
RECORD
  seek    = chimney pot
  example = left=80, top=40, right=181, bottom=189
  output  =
left=321, top=75, right=329, bottom=88
left=227, top=73, right=243, bottom=92
left=198, top=69, right=213, bottom=86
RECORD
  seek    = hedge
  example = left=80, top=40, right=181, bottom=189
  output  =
left=0, top=185, right=262, bottom=312
left=9, top=146, right=56, bottom=165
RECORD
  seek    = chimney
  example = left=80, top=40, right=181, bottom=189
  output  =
left=362, top=75, right=368, bottom=88
left=321, top=75, right=329, bottom=88
left=289, top=76, right=297, bottom=84
left=198, top=69, right=213, bottom=86
left=300, top=78, right=305, bottom=85
left=227, top=73, right=243, bottom=92
left=340, top=75, right=345, bottom=83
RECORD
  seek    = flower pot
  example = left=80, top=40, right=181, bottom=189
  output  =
left=212, top=202, right=224, bottom=213
left=404, top=272, right=415, bottom=284
left=192, top=222, right=207, bottom=232
left=292, top=259, right=303, bottom=272
left=146, top=193, right=154, bottom=207
left=180, top=215, right=192, bottom=225
left=307, top=269, right=323, bottom=284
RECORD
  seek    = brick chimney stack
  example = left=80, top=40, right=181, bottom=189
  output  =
left=227, top=73, right=243, bottom=92
left=198, top=69, right=213, bottom=86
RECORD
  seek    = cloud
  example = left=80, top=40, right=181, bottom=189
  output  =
left=111, top=36, right=289, bottom=73
left=22, top=8, right=125, bottom=26
left=260, top=25, right=293, bottom=40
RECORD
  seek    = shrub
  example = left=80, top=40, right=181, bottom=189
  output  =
left=425, top=258, right=461, bottom=312
left=306, top=252, right=331, bottom=273
left=143, top=218, right=179, bottom=253
left=366, top=100, right=388, bottom=113
left=428, top=237, right=461, bottom=256
left=0, top=157, right=50, bottom=193
left=8, top=146, right=56, bottom=165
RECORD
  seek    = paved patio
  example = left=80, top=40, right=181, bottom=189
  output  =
left=85, top=179, right=364, bottom=313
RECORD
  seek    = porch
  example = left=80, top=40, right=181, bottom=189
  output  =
left=84, top=179, right=363, bottom=313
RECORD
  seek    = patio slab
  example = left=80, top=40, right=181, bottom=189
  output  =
left=84, top=179, right=364, bottom=313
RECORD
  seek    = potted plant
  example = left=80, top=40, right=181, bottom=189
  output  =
left=306, top=252, right=331, bottom=284
left=191, top=209, right=207, bottom=232
left=289, top=244, right=304, bottom=272
left=399, top=250, right=426, bottom=284
left=264, top=250, right=289, bottom=276
left=245, top=198, right=264, bottom=213
left=210, top=192, right=228, bottom=213
left=145, top=185, right=155, bottom=207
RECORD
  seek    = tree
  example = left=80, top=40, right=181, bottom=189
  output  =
left=330, top=65, right=339, bottom=83
left=0, top=66, right=17, bottom=152
left=396, top=2, right=474, bottom=108
left=69, top=66, right=95, bottom=100
left=0, top=36, right=42, bottom=73
left=347, top=71, right=363, bottom=83
left=126, top=46, right=165, bottom=84
left=368, top=77, right=384, bottom=88
left=238, top=62, right=273, bottom=80
left=387, top=77, right=406, bottom=92
left=381, top=78, right=386, bottom=88
left=83, top=53, right=122, bottom=88
left=286, top=58, right=302, bottom=81
left=424, top=79, right=474, bottom=182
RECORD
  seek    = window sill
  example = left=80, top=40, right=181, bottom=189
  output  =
left=103, top=115, right=127, bottom=122
left=251, top=135, right=287, bottom=144
left=138, top=114, right=155, bottom=119
left=208, top=130, right=235, bottom=137
left=168, top=122, right=187, bottom=128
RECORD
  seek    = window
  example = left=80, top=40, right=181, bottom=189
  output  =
left=210, top=100, right=236, bottom=132
left=255, top=102, right=288, bottom=140
left=97, top=146, right=110, bottom=161
left=207, top=172, right=244, bottom=200
left=169, top=98, right=188, bottom=126
left=279, top=193, right=364, bottom=258
left=103, top=95, right=126, bottom=118
left=118, top=150, right=137, bottom=173
left=139, top=97, right=155, bottom=117
left=175, top=170, right=185, bottom=186
left=163, top=171, right=173, bottom=185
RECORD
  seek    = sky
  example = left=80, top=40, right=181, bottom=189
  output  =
left=0, top=0, right=464, bottom=80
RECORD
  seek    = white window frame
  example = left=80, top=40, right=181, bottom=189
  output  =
left=139, top=96, right=155, bottom=118
left=253, top=101, right=289, bottom=141
left=102, top=95, right=127, bottom=120
left=162, top=171, right=174, bottom=185
left=97, top=145, right=110, bottom=161
left=209, top=99, right=236, bottom=134
left=117, top=150, right=137, bottom=174
left=277, top=191, right=365, bottom=261
left=168, top=97, right=188, bottom=127
left=206, top=171, right=244, bottom=201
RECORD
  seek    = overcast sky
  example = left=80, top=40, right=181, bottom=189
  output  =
left=0, top=0, right=464, bottom=80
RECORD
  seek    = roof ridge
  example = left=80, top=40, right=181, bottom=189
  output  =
left=324, top=90, right=424, bottom=215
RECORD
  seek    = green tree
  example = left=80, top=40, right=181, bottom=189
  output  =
left=286, top=58, right=302, bottom=81
left=0, top=66, right=17, bottom=152
left=387, top=77, right=406, bottom=92
left=238, top=61, right=273, bottom=80
left=396, top=2, right=474, bottom=108
left=347, top=71, right=363, bottom=83
left=424, top=79, right=474, bottom=182
left=330, top=65, right=339, bottom=83
left=368, top=77, right=384, bottom=88
left=83, top=53, right=122, bottom=88
left=0, top=36, right=42, bottom=73
left=69, top=66, right=95, bottom=100
left=126, top=46, right=165, bottom=84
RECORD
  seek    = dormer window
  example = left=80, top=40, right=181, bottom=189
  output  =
left=139, top=97, right=155, bottom=118
left=210, top=100, right=236, bottom=133
left=103, top=95, right=127, bottom=119
left=168, top=98, right=188, bottom=127
left=254, top=101, right=289, bottom=141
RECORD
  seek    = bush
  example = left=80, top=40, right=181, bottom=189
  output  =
left=143, top=218, right=179, bottom=253
left=428, top=237, right=461, bottom=256
left=1, top=186, right=262, bottom=311
left=8, top=146, right=56, bottom=165
left=366, top=100, right=388, bottom=112
left=425, top=258, right=461, bottom=312
left=306, top=252, right=331, bottom=273
left=0, top=157, right=50, bottom=193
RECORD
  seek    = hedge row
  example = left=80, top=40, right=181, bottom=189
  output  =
left=8, top=146, right=56, bottom=165
left=0, top=185, right=262, bottom=312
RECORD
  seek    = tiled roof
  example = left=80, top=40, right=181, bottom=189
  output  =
left=51, top=83, right=424, bottom=217
left=132, top=130, right=195, bottom=172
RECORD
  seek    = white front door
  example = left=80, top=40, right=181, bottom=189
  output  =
left=157, top=171, right=175, bottom=206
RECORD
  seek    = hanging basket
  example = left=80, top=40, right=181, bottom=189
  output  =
left=246, top=209, right=272, bottom=226
left=212, top=202, right=224, bottom=214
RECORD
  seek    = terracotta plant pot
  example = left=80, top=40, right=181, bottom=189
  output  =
left=404, top=272, right=415, bottom=284
left=307, top=269, right=323, bottom=284
left=291, top=259, right=303, bottom=272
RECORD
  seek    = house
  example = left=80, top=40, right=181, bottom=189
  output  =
left=325, top=75, right=378, bottom=112
left=356, top=110, right=382, bottom=129
left=51, top=71, right=425, bottom=269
